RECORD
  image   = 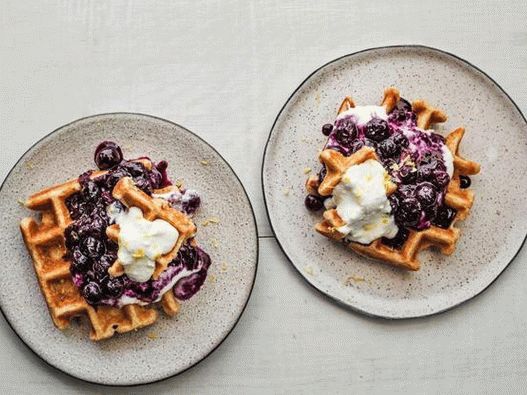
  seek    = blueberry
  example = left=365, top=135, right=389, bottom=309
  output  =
left=459, top=175, right=471, bottom=189
left=92, top=259, right=111, bottom=277
left=377, top=137, right=400, bottom=159
left=173, top=270, right=207, bottom=300
left=399, top=165, right=418, bottom=185
left=318, top=166, right=327, bottom=184
left=66, top=193, right=86, bottom=220
left=365, top=119, right=390, bottom=142
left=395, top=197, right=422, bottom=227
left=415, top=182, right=437, bottom=207
left=134, top=176, right=153, bottom=194
left=105, top=169, right=128, bottom=189
left=392, top=133, right=409, bottom=148
left=182, top=192, right=201, bottom=215
left=433, top=170, right=450, bottom=189
left=305, top=194, right=324, bottom=211
left=82, top=282, right=102, bottom=304
left=322, top=124, right=333, bottom=136
left=381, top=227, right=410, bottom=249
left=78, top=171, right=93, bottom=185
left=64, top=226, right=80, bottom=249
left=94, top=141, right=123, bottom=170
left=71, top=248, right=90, bottom=272
left=81, top=180, right=100, bottom=201
left=334, top=126, right=356, bottom=147
left=433, top=206, right=457, bottom=229
left=417, top=165, right=433, bottom=182
left=395, top=98, right=412, bottom=112
left=103, top=277, right=124, bottom=298
left=148, top=167, right=163, bottom=189
left=81, top=236, right=105, bottom=258
left=388, top=194, right=400, bottom=212
left=120, top=161, right=146, bottom=177
left=155, top=160, right=172, bottom=188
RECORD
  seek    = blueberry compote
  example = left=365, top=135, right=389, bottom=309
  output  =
left=308, top=99, right=458, bottom=248
left=64, top=141, right=211, bottom=306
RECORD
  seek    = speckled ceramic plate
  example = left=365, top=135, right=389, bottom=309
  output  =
left=262, top=45, right=527, bottom=319
left=0, top=113, right=258, bottom=385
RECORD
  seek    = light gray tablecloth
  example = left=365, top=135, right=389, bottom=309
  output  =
left=1, top=1, right=526, bottom=393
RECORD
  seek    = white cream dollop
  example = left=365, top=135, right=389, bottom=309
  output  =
left=336, top=105, right=388, bottom=126
left=108, top=205, right=179, bottom=282
left=325, top=159, right=398, bottom=245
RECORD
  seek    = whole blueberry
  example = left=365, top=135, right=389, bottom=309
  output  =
left=433, top=170, right=450, bottom=189
left=395, top=197, right=422, bottom=227
left=81, top=236, right=105, bottom=258
left=392, top=133, right=409, bottom=148
left=378, top=137, right=400, bottom=159
left=334, top=127, right=356, bottom=147
left=399, top=165, right=418, bottom=185
left=365, top=119, right=390, bottom=142
left=64, top=226, right=80, bottom=249
left=415, top=182, right=437, bottom=207
left=318, top=166, right=327, bottom=184
left=71, top=248, right=90, bottom=272
left=82, top=282, right=102, bottom=304
left=321, top=123, right=333, bottom=136
left=459, top=175, right=471, bottom=189
left=305, top=194, right=324, bottom=211
left=120, top=161, right=146, bottom=177
left=433, top=206, right=457, bottom=229
left=94, top=141, right=123, bottom=170
left=417, top=165, right=433, bottom=182
left=103, top=277, right=124, bottom=298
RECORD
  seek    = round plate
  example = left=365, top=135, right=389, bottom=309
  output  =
left=262, top=45, right=527, bottom=319
left=0, top=113, right=258, bottom=385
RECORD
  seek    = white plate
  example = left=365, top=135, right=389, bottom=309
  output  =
left=262, top=45, right=527, bottom=318
left=0, top=113, right=258, bottom=385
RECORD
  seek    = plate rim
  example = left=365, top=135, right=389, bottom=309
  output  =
left=261, top=44, right=527, bottom=320
left=0, top=112, right=259, bottom=386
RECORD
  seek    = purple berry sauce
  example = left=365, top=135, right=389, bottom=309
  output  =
left=307, top=98, right=458, bottom=248
left=64, top=141, right=211, bottom=306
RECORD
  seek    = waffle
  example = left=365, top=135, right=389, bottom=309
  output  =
left=307, top=87, right=480, bottom=271
left=20, top=162, right=196, bottom=340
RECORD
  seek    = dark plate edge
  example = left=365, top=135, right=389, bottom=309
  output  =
left=0, top=112, right=259, bottom=387
left=261, top=44, right=527, bottom=320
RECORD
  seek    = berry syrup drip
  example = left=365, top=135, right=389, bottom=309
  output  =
left=306, top=99, right=458, bottom=248
left=64, top=141, right=210, bottom=306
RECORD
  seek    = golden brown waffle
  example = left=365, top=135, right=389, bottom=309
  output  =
left=307, top=87, right=480, bottom=271
left=20, top=162, right=195, bottom=340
